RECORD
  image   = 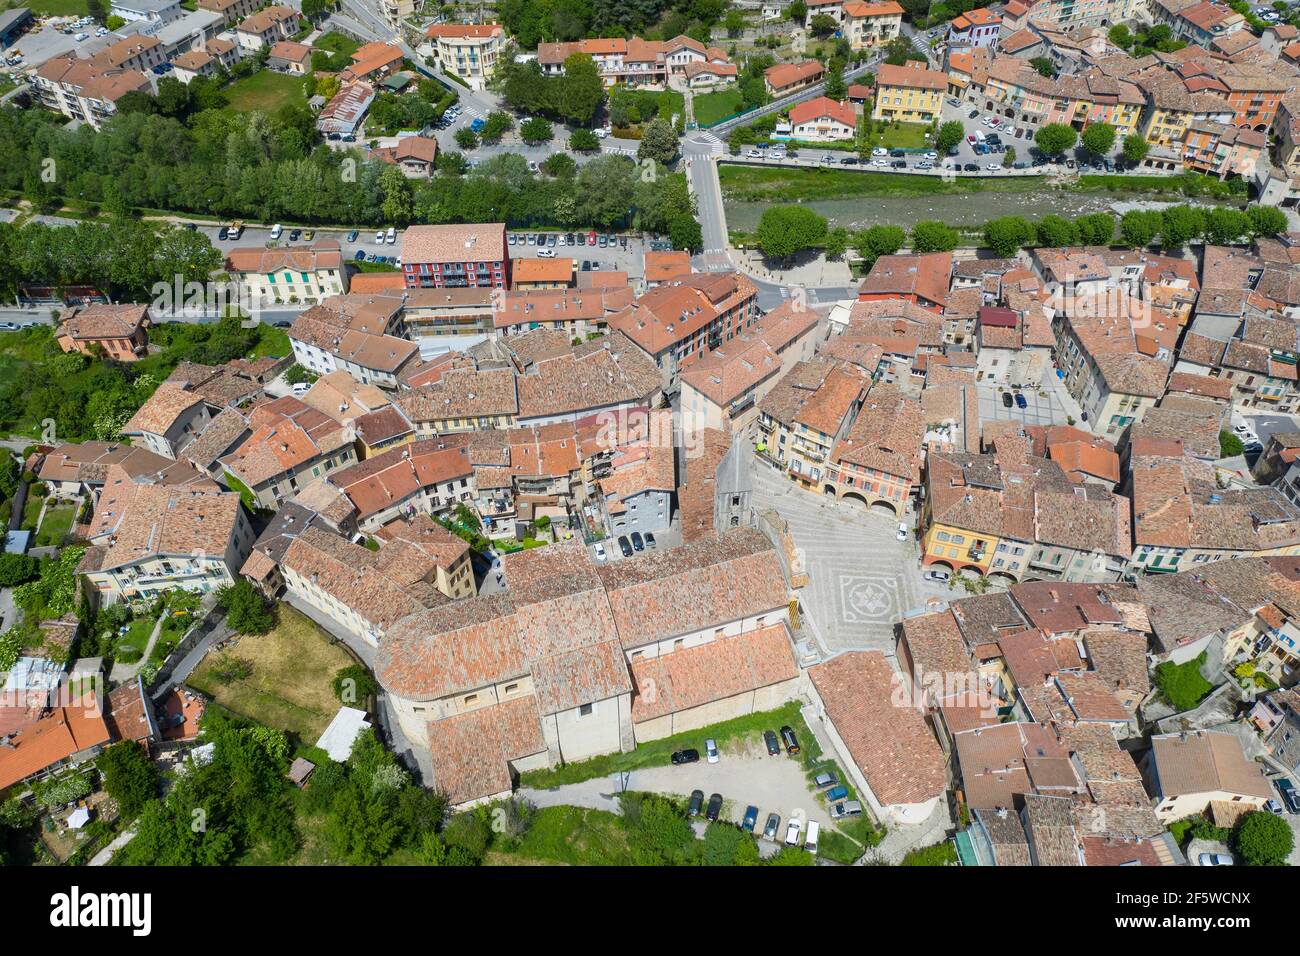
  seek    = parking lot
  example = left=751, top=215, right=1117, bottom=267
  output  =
left=506, top=230, right=648, bottom=276
left=977, top=380, right=1076, bottom=429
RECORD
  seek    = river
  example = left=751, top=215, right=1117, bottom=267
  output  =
left=722, top=184, right=1238, bottom=233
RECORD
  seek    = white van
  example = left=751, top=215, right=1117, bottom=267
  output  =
left=974, top=130, right=987, bottom=144
left=804, top=821, right=820, bottom=856
left=385, top=226, right=397, bottom=244
left=269, top=223, right=283, bottom=240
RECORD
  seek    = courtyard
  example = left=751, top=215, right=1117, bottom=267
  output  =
left=748, top=454, right=952, bottom=655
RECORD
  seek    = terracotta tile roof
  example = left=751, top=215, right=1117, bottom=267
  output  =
left=514, top=333, right=661, bottom=420
left=0, top=694, right=113, bottom=790
left=789, top=96, right=856, bottom=128
left=833, top=383, right=924, bottom=482
left=329, top=440, right=471, bottom=520
left=401, top=223, right=506, bottom=264
left=679, top=334, right=781, bottom=407
left=425, top=694, right=546, bottom=805
left=513, top=257, right=574, bottom=285
left=221, top=396, right=352, bottom=487
left=88, top=473, right=244, bottom=571
left=226, top=240, right=342, bottom=275
left=56, top=303, right=147, bottom=341
left=857, top=252, right=952, bottom=308
left=122, top=381, right=204, bottom=437
left=876, top=60, right=949, bottom=91
left=764, top=59, right=823, bottom=90
left=1149, top=730, right=1273, bottom=800
left=900, top=609, right=972, bottom=678
left=597, top=527, right=789, bottom=649
left=395, top=366, right=518, bottom=423
left=1022, top=793, right=1082, bottom=866
left=630, top=624, right=797, bottom=721
left=644, top=250, right=692, bottom=283
left=808, top=651, right=947, bottom=807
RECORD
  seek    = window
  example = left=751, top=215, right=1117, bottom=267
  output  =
left=579, top=703, right=594, bottom=717
left=504, top=683, right=518, bottom=695
left=463, top=693, right=478, bottom=705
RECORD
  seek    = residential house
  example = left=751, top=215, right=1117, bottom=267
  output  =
left=872, top=61, right=947, bottom=124
left=225, top=240, right=346, bottom=304
left=1142, top=729, right=1273, bottom=822
left=55, top=303, right=149, bottom=361
left=423, top=23, right=505, bottom=90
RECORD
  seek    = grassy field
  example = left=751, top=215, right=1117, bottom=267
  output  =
left=225, top=70, right=308, bottom=114
left=189, top=604, right=355, bottom=743
left=718, top=162, right=1045, bottom=201
left=861, top=121, right=933, bottom=151
left=488, top=806, right=636, bottom=866
left=25, top=0, right=88, bottom=14
left=694, top=87, right=746, bottom=127
left=246, top=324, right=290, bottom=359
left=34, top=503, right=76, bottom=547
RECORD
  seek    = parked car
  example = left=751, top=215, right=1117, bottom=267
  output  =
left=1001, top=391, right=1014, bottom=408
left=302, top=230, right=315, bottom=241
left=671, top=748, right=700, bottom=765
left=594, top=542, right=606, bottom=561
left=830, top=800, right=863, bottom=819
left=763, top=813, right=781, bottom=841
left=779, top=725, right=800, bottom=755
left=825, top=785, right=849, bottom=803
left=891, top=160, right=906, bottom=168
left=814, top=771, right=838, bottom=790
left=270, top=224, right=283, bottom=240
left=386, top=227, right=397, bottom=244
left=764, top=730, right=780, bottom=756
left=0, top=322, right=18, bottom=332
left=353, top=250, right=366, bottom=261
left=1197, top=853, right=1234, bottom=866
left=536, top=248, right=557, bottom=258
left=1276, top=778, right=1300, bottom=813
left=742, top=806, right=758, bottom=832
left=871, top=147, right=888, bottom=157
left=897, top=522, right=908, bottom=541
left=963, top=162, right=979, bottom=172
left=644, top=532, right=656, bottom=549
left=347, top=230, right=359, bottom=242
left=784, top=818, right=802, bottom=846
left=288, top=229, right=301, bottom=242
left=889, top=148, right=906, bottom=158
left=630, top=531, right=644, bottom=551
left=924, top=569, right=950, bottom=583
left=618, top=536, right=633, bottom=557
left=705, top=792, right=723, bottom=822
left=1014, top=392, right=1028, bottom=409
left=688, top=789, right=704, bottom=816
left=705, top=738, right=719, bottom=764
left=581, top=260, right=591, bottom=272
left=839, top=156, right=857, bottom=165
left=968, top=108, right=980, bottom=118
left=374, top=229, right=385, bottom=243
left=217, top=225, right=229, bottom=240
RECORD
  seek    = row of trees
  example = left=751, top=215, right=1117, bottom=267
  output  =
left=497, top=0, right=727, bottom=49
left=750, top=201, right=1286, bottom=264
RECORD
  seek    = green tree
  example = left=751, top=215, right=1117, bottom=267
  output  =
left=1120, top=209, right=1163, bottom=248
left=1203, top=207, right=1252, bottom=245
left=216, top=579, right=275, bottom=635
left=1029, top=57, right=1053, bottom=77
left=1075, top=212, right=1116, bottom=245
left=1248, top=205, right=1288, bottom=237
left=554, top=53, right=606, bottom=125
left=1159, top=204, right=1206, bottom=248
left=1034, top=123, right=1077, bottom=156
left=541, top=152, right=577, bottom=178
left=333, top=664, right=378, bottom=705
left=569, top=128, right=600, bottom=152
left=638, top=118, right=680, bottom=165
left=911, top=219, right=960, bottom=253
left=97, top=740, right=160, bottom=819
left=520, top=117, right=554, bottom=145
left=824, top=66, right=847, bottom=101
left=454, top=128, right=479, bottom=150
left=1220, top=430, right=1245, bottom=458
left=823, top=227, right=850, bottom=261
left=787, top=0, right=808, bottom=21
left=935, top=120, right=965, bottom=152
left=1234, top=810, right=1294, bottom=866
left=669, top=213, right=704, bottom=252
left=1035, top=214, right=1079, bottom=247
left=755, top=205, right=828, bottom=262
left=0, top=553, right=38, bottom=587
left=1109, top=24, right=1134, bottom=48
left=1081, top=122, right=1116, bottom=156
left=1121, top=134, right=1149, bottom=165
left=809, top=12, right=838, bottom=36
left=853, top=223, right=906, bottom=267
left=87, top=0, right=108, bottom=24
left=983, top=216, right=1035, bottom=257
left=479, top=111, right=514, bottom=144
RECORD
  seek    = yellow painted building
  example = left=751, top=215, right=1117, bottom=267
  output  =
left=920, top=521, right=1000, bottom=576
left=872, top=61, right=947, bottom=124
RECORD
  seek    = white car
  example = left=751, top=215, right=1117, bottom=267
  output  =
left=386, top=227, right=396, bottom=244
left=269, top=223, right=283, bottom=240
left=75, top=32, right=88, bottom=41
left=784, top=818, right=802, bottom=846
left=871, top=147, right=888, bottom=156
left=897, top=523, right=908, bottom=541
left=923, top=151, right=937, bottom=159
left=594, top=127, right=609, bottom=138
left=986, top=163, right=1003, bottom=171
left=536, top=248, right=556, bottom=258
left=871, top=158, right=888, bottom=167
left=374, top=229, right=385, bottom=243
left=1198, top=853, right=1234, bottom=866
left=594, top=543, right=607, bottom=561
left=747, top=148, right=762, bottom=158
left=705, top=738, right=719, bottom=764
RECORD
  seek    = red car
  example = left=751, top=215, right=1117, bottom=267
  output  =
left=587, top=232, right=598, bottom=246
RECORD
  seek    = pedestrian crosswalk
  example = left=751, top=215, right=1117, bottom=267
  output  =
left=603, top=146, right=637, bottom=156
